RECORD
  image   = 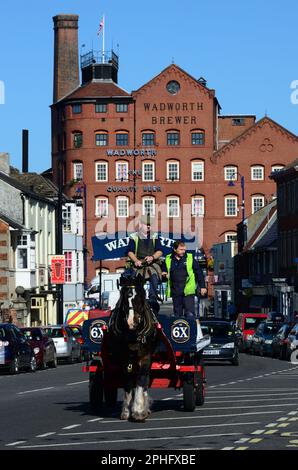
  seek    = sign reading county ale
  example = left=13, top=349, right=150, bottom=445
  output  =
left=50, top=255, right=65, bottom=284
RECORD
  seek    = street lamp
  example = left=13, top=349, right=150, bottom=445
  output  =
left=74, top=181, right=88, bottom=292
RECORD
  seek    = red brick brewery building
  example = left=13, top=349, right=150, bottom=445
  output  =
left=51, top=15, right=298, bottom=283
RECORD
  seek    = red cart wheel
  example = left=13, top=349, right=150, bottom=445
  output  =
left=195, top=371, right=205, bottom=406
left=183, top=377, right=196, bottom=411
left=89, top=370, right=104, bottom=412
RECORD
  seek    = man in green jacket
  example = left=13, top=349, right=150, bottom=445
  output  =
left=162, top=240, right=207, bottom=317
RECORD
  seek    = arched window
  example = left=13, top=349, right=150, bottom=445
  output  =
left=95, top=161, right=108, bottom=182
left=167, top=160, right=180, bottom=181
left=166, top=130, right=180, bottom=146
left=167, top=196, right=180, bottom=217
left=142, top=196, right=155, bottom=216
left=191, top=196, right=205, bottom=217
left=115, top=161, right=129, bottom=181
left=251, top=165, right=264, bottom=181
left=73, top=131, right=83, bottom=149
left=191, top=129, right=205, bottom=146
left=225, top=195, right=238, bottom=217
left=142, top=130, right=155, bottom=146
left=142, top=161, right=155, bottom=182
left=95, top=131, right=108, bottom=147
left=115, top=130, right=129, bottom=146
left=116, top=196, right=129, bottom=218
left=72, top=161, right=83, bottom=181
left=191, top=160, right=204, bottom=181
left=224, top=232, right=237, bottom=242
left=271, top=165, right=285, bottom=173
left=95, top=196, right=109, bottom=217
left=224, top=165, right=238, bottom=181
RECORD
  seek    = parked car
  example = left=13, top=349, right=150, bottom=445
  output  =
left=200, top=320, right=239, bottom=365
left=21, top=327, right=57, bottom=369
left=285, top=322, right=298, bottom=361
left=251, top=321, right=281, bottom=356
left=66, top=324, right=89, bottom=361
left=236, top=313, right=268, bottom=352
left=0, top=323, right=37, bottom=374
left=271, top=323, right=294, bottom=360
left=44, top=325, right=82, bottom=363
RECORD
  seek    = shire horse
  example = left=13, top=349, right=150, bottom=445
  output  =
left=108, top=268, right=158, bottom=422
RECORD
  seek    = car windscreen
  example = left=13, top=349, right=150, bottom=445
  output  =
left=244, top=317, right=265, bottom=330
left=201, top=324, right=233, bottom=337
left=45, top=328, right=63, bottom=338
left=263, top=323, right=280, bottom=335
left=22, top=330, right=42, bottom=341
left=0, top=327, right=8, bottom=340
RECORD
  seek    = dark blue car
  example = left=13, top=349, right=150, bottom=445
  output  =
left=200, top=320, right=239, bottom=365
left=251, top=321, right=281, bottom=356
left=0, top=323, right=37, bottom=374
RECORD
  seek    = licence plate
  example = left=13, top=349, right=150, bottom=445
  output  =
left=203, top=350, right=220, bottom=355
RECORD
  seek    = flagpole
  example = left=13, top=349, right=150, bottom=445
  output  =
left=102, top=14, right=105, bottom=64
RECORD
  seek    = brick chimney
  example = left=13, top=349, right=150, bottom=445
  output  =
left=53, top=14, right=79, bottom=103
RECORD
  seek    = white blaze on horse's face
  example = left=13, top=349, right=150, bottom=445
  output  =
left=127, top=287, right=137, bottom=330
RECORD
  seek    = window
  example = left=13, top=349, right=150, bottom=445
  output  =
left=116, top=161, right=129, bottom=181
left=95, top=103, right=107, bottom=113
left=95, top=132, right=108, bottom=146
left=95, top=198, right=108, bottom=217
left=95, top=162, right=108, bottom=182
left=62, top=205, right=72, bottom=232
left=252, top=195, right=265, bottom=214
left=167, top=161, right=179, bottom=181
left=271, top=165, right=284, bottom=173
left=232, top=118, right=245, bottom=126
left=64, top=252, right=73, bottom=282
left=142, top=132, right=155, bottom=146
left=142, top=161, right=155, bottom=182
left=116, top=132, right=129, bottom=146
left=73, top=132, right=82, bottom=148
left=224, top=166, right=237, bottom=181
left=142, top=197, right=155, bottom=216
left=72, top=104, right=82, bottom=114
left=116, top=197, right=129, bottom=218
left=116, top=103, right=128, bottom=113
left=225, top=196, right=238, bottom=217
left=17, top=234, right=28, bottom=269
left=73, top=162, right=83, bottom=181
left=251, top=165, right=264, bottom=181
left=167, top=131, right=180, bottom=146
left=225, top=233, right=237, bottom=242
left=191, top=131, right=205, bottom=146
left=192, top=161, right=204, bottom=181
left=192, top=197, right=205, bottom=217
left=167, top=197, right=180, bottom=217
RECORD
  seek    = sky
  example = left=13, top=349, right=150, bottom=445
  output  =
left=0, top=0, right=298, bottom=173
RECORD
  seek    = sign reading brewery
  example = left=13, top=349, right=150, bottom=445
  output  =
left=144, top=102, right=204, bottom=125
left=106, top=149, right=156, bottom=157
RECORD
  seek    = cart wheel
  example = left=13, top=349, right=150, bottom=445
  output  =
left=195, top=372, right=205, bottom=406
left=89, top=371, right=104, bottom=412
left=183, top=379, right=196, bottom=412
left=104, top=387, right=118, bottom=407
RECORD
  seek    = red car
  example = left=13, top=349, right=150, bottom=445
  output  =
left=21, top=327, right=57, bottom=369
left=236, top=313, right=268, bottom=352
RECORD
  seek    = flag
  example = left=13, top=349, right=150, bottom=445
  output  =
left=97, top=17, right=104, bottom=36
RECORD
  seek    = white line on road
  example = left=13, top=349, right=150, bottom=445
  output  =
left=36, top=432, right=56, bottom=438
left=87, top=418, right=104, bottom=422
left=62, top=424, right=81, bottom=430
left=207, top=391, right=298, bottom=399
left=203, top=404, right=298, bottom=411
left=207, top=388, right=298, bottom=393
left=6, top=441, right=27, bottom=446
left=17, top=387, right=54, bottom=395
left=17, top=433, right=242, bottom=449
left=66, top=380, right=89, bottom=386
left=58, top=422, right=260, bottom=436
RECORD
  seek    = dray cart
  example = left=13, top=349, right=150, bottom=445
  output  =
left=82, top=314, right=211, bottom=412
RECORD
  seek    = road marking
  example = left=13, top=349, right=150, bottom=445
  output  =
left=222, top=447, right=235, bottom=450
left=198, top=404, right=297, bottom=411
left=235, top=447, right=248, bottom=450
left=251, top=429, right=265, bottom=435
left=249, top=438, right=263, bottom=443
left=17, top=433, right=243, bottom=449
left=265, top=423, right=278, bottom=428
left=36, top=432, right=56, bottom=438
left=288, top=417, right=298, bottom=421
left=264, top=430, right=278, bottom=435
left=17, top=387, right=54, bottom=395
left=207, top=391, right=298, bottom=400
left=62, top=424, right=81, bottom=430
left=6, top=441, right=27, bottom=446
left=208, top=388, right=298, bottom=392
left=87, top=418, right=104, bottom=422
left=277, top=423, right=290, bottom=428
left=67, top=380, right=89, bottom=386
left=207, top=397, right=298, bottom=404
left=281, top=432, right=298, bottom=437
left=234, top=438, right=250, bottom=443
left=277, top=417, right=288, bottom=421
left=288, top=411, right=298, bottom=415
left=59, top=422, right=260, bottom=436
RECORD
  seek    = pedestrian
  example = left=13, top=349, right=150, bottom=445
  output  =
left=127, top=215, right=163, bottom=311
left=162, top=240, right=207, bottom=318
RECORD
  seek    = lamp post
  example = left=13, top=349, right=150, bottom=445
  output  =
left=74, top=181, right=88, bottom=292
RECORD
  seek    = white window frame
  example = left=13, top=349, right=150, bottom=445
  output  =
left=224, top=166, right=237, bottom=181
left=167, top=196, right=180, bottom=218
left=251, top=165, right=264, bottom=181
left=271, top=165, right=284, bottom=173
left=73, top=162, right=83, bottom=181
left=167, top=161, right=180, bottom=181
left=142, top=197, right=155, bottom=216
left=95, top=162, right=108, bottom=182
left=116, top=161, right=129, bottom=181
left=95, top=132, right=108, bottom=147
left=225, top=196, right=238, bottom=217
left=62, top=204, right=72, bottom=232
left=16, top=234, right=29, bottom=270
left=252, top=195, right=265, bottom=214
left=191, top=197, right=205, bottom=217
left=116, top=197, right=129, bottom=218
left=191, top=161, right=204, bottom=181
left=225, top=232, right=237, bottom=242
left=142, top=161, right=155, bottom=182
left=64, top=251, right=73, bottom=283
left=95, top=198, right=109, bottom=217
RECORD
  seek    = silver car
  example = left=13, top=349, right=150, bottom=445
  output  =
left=45, top=326, right=82, bottom=363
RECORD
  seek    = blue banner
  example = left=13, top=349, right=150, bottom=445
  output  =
left=91, top=232, right=198, bottom=261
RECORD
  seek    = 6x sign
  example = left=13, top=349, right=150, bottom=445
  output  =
left=171, top=319, right=190, bottom=344
left=89, top=320, right=108, bottom=344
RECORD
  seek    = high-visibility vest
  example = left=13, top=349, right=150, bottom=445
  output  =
left=129, top=232, right=158, bottom=255
left=165, top=252, right=196, bottom=297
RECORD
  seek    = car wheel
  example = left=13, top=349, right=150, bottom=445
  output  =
left=29, top=355, right=37, bottom=373
left=231, top=352, right=239, bottom=366
left=259, top=346, right=264, bottom=357
left=68, top=350, right=75, bottom=364
left=10, top=357, right=20, bottom=375
left=41, top=356, right=47, bottom=370
left=48, top=354, right=57, bottom=368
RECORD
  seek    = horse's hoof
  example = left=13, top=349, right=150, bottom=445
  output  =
left=132, top=412, right=146, bottom=422
left=120, top=412, right=130, bottom=420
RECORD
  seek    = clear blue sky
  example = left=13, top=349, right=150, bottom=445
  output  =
left=0, top=0, right=298, bottom=173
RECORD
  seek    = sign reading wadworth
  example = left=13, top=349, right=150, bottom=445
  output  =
left=106, top=149, right=157, bottom=157
left=144, top=102, right=204, bottom=126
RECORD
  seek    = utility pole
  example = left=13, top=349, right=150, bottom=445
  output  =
left=56, top=155, right=64, bottom=324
